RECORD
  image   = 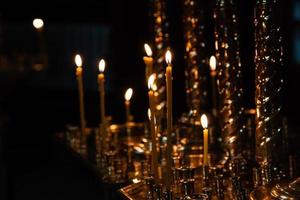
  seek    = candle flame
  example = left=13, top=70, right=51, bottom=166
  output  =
left=144, top=43, right=152, bottom=57
left=124, top=88, right=133, bottom=101
left=75, top=54, right=82, bottom=67
left=132, top=178, right=140, bottom=183
left=33, top=18, right=44, bottom=29
left=201, top=114, right=208, bottom=129
left=98, top=59, right=105, bottom=72
left=209, top=56, right=216, bottom=71
left=148, top=108, right=151, bottom=120
left=165, top=50, right=172, bottom=64
left=148, top=74, right=156, bottom=90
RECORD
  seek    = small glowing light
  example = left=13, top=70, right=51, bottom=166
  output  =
left=148, top=108, right=151, bottom=120
left=144, top=43, right=152, bottom=57
left=148, top=74, right=156, bottom=90
left=132, top=178, right=140, bottom=183
left=209, top=56, right=217, bottom=71
left=156, top=104, right=162, bottom=110
left=165, top=50, right=172, bottom=64
left=124, top=88, right=133, bottom=101
left=201, top=114, right=208, bottom=129
left=98, top=59, right=105, bottom=73
left=75, top=54, right=82, bottom=67
left=33, top=18, right=44, bottom=29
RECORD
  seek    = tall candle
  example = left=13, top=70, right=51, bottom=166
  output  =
left=143, top=43, right=154, bottom=82
left=33, top=18, right=47, bottom=68
left=75, top=54, right=86, bottom=136
left=148, top=74, right=159, bottom=183
left=98, top=59, right=106, bottom=124
left=201, top=114, right=208, bottom=166
left=209, top=56, right=218, bottom=117
left=124, top=88, right=133, bottom=123
left=165, top=50, right=173, bottom=190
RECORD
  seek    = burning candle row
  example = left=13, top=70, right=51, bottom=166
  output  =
left=73, top=44, right=218, bottom=186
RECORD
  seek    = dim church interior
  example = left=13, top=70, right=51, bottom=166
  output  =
left=0, top=0, right=299, bottom=200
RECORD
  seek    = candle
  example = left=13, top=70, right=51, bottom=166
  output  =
left=143, top=43, right=154, bottom=82
left=209, top=56, right=218, bottom=117
left=33, top=18, right=47, bottom=69
left=75, top=54, right=86, bottom=136
left=98, top=59, right=106, bottom=124
left=201, top=114, right=208, bottom=166
left=124, top=88, right=133, bottom=123
left=165, top=50, right=173, bottom=190
left=148, top=75, right=159, bottom=183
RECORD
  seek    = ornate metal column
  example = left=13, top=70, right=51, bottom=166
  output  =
left=151, top=0, right=169, bottom=130
left=182, top=0, right=209, bottom=114
left=213, top=0, right=246, bottom=159
left=254, top=0, right=287, bottom=183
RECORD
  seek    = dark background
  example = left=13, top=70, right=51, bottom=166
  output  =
left=0, top=0, right=298, bottom=199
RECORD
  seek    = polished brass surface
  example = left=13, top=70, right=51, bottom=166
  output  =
left=182, top=0, right=209, bottom=113
left=254, top=0, right=287, bottom=183
left=213, top=0, right=246, bottom=159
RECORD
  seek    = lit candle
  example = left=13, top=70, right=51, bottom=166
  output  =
left=75, top=54, right=86, bottom=135
left=148, top=75, right=159, bottom=183
left=98, top=59, right=106, bottom=125
left=33, top=18, right=47, bottom=69
left=165, top=50, right=173, bottom=190
left=210, top=56, right=218, bottom=117
left=124, top=88, right=133, bottom=123
left=143, top=43, right=153, bottom=82
left=201, top=114, right=209, bottom=166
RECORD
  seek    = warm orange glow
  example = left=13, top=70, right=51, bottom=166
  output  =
left=201, top=114, right=208, bottom=129
left=165, top=50, right=172, bottom=64
left=209, top=56, right=217, bottom=71
left=124, top=88, right=133, bottom=101
left=75, top=54, right=82, bottom=67
left=99, top=59, right=105, bottom=73
left=33, top=18, right=44, bottom=29
left=148, top=74, right=156, bottom=90
left=144, top=43, right=153, bottom=57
